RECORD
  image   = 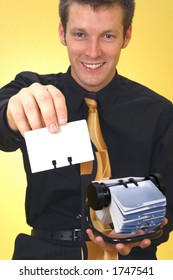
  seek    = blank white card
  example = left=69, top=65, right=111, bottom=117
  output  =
left=24, top=120, right=94, bottom=173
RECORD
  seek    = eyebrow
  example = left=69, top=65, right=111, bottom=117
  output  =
left=101, top=29, right=119, bottom=35
left=70, top=27, right=86, bottom=33
left=70, top=27, right=119, bottom=35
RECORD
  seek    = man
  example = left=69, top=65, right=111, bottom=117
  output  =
left=0, top=0, right=172, bottom=260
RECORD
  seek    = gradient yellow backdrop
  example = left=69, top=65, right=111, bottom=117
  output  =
left=0, top=0, right=173, bottom=260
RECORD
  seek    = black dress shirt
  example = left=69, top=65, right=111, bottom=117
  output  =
left=0, top=67, right=173, bottom=251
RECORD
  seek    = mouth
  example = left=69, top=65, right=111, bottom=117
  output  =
left=82, top=62, right=105, bottom=70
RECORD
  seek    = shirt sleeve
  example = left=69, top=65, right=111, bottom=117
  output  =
left=150, top=102, right=173, bottom=206
left=0, top=72, right=42, bottom=151
left=150, top=102, right=173, bottom=240
left=0, top=100, right=23, bottom=151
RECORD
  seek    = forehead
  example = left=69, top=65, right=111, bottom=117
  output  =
left=67, top=3, right=124, bottom=31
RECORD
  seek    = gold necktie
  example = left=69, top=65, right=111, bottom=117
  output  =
left=81, top=97, right=118, bottom=260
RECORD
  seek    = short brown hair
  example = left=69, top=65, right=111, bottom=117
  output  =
left=59, top=0, right=135, bottom=36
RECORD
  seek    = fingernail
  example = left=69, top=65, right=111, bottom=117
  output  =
left=59, top=115, right=67, bottom=125
left=48, top=122, right=58, bottom=133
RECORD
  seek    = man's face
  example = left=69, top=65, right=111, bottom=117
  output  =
left=59, top=3, right=132, bottom=92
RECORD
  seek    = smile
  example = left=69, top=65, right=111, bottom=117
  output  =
left=82, top=62, right=104, bottom=70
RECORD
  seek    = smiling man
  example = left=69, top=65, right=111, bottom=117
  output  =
left=0, top=0, right=173, bottom=260
left=59, top=3, right=131, bottom=92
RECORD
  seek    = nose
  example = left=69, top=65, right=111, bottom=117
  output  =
left=85, top=38, right=102, bottom=59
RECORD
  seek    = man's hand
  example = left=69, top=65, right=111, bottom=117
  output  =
left=86, top=218, right=168, bottom=256
left=7, top=83, right=67, bottom=136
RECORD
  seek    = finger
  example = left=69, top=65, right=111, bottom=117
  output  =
left=46, top=85, right=67, bottom=126
left=138, top=238, right=151, bottom=249
left=86, top=229, right=115, bottom=252
left=7, top=95, right=31, bottom=136
left=86, top=229, right=105, bottom=245
left=30, top=83, right=59, bottom=133
left=115, top=243, right=132, bottom=256
left=115, top=238, right=151, bottom=256
left=86, top=229, right=96, bottom=241
left=160, top=218, right=168, bottom=227
left=21, top=90, right=45, bottom=131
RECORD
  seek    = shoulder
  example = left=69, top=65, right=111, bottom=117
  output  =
left=14, top=71, right=65, bottom=88
left=0, top=71, right=67, bottom=99
left=118, top=74, right=172, bottom=109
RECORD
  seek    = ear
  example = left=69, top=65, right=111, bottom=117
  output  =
left=122, top=25, right=132, bottom=49
left=59, top=22, right=66, bottom=46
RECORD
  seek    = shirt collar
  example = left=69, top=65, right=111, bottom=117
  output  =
left=64, top=67, right=120, bottom=116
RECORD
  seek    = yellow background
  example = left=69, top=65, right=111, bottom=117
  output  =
left=0, top=0, right=172, bottom=260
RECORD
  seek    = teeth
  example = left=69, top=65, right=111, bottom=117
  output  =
left=83, top=63, right=103, bottom=69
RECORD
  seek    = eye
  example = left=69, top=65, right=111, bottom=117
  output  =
left=74, top=32, right=85, bottom=39
left=104, top=34, right=114, bottom=40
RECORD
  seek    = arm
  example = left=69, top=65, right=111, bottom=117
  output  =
left=150, top=106, right=173, bottom=243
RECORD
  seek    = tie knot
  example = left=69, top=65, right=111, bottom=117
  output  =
left=85, top=97, right=97, bottom=109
